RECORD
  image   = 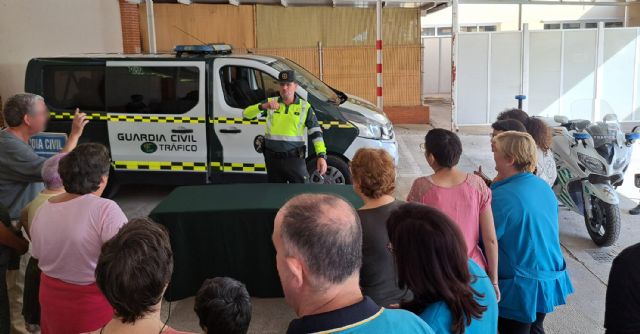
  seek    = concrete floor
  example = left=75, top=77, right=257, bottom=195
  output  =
left=111, top=113, right=640, bottom=333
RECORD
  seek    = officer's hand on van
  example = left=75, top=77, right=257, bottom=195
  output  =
left=262, top=100, right=280, bottom=110
left=71, top=108, right=89, bottom=137
left=317, top=157, right=328, bottom=176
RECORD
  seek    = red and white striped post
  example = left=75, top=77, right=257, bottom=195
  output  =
left=376, top=0, right=383, bottom=110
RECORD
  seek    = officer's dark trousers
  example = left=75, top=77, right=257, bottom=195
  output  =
left=265, top=156, right=309, bottom=184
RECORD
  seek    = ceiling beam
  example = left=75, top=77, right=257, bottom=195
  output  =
left=459, top=0, right=637, bottom=6
left=151, top=0, right=639, bottom=7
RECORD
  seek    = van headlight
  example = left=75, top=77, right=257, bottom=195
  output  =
left=344, top=112, right=394, bottom=140
left=578, top=152, right=607, bottom=175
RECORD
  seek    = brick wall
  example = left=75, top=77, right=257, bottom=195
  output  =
left=119, top=0, right=141, bottom=54
left=385, top=106, right=430, bottom=125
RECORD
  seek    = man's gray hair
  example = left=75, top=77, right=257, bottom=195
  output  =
left=279, top=194, right=362, bottom=289
left=3, top=93, right=44, bottom=127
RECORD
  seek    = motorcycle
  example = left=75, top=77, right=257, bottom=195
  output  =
left=549, top=112, right=640, bottom=246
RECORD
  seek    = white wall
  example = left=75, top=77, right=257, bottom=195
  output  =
left=0, top=0, right=123, bottom=102
left=449, top=27, right=640, bottom=125
left=423, top=4, right=624, bottom=31
left=422, top=37, right=451, bottom=96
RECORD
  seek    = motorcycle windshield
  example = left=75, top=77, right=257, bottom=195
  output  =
left=586, top=123, right=619, bottom=163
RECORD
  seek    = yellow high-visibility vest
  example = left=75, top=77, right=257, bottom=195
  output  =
left=243, top=97, right=327, bottom=155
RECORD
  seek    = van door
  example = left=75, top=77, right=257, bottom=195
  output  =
left=105, top=61, right=208, bottom=182
left=212, top=58, right=286, bottom=174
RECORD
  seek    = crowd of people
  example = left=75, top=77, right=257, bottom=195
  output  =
left=0, top=92, right=637, bottom=334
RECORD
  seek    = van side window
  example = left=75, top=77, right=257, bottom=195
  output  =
left=42, top=66, right=105, bottom=111
left=106, top=66, right=199, bottom=114
left=219, top=66, right=279, bottom=109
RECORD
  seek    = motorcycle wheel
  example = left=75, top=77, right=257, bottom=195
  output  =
left=585, top=196, right=621, bottom=247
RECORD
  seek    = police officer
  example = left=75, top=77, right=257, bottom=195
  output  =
left=243, top=70, right=328, bottom=183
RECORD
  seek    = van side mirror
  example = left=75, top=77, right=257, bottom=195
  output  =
left=554, top=115, right=569, bottom=124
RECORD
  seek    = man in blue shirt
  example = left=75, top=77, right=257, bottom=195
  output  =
left=273, top=193, right=434, bottom=334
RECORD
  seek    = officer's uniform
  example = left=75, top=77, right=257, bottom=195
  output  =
left=243, top=70, right=327, bottom=183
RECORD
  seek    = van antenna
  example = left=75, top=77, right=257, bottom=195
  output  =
left=173, top=25, right=208, bottom=45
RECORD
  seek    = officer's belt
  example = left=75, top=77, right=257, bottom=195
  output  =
left=264, top=146, right=305, bottom=159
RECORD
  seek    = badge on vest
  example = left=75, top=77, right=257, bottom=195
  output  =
left=254, top=135, right=265, bottom=153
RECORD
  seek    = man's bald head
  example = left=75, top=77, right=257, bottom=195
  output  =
left=277, top=194, right=362, bottom=288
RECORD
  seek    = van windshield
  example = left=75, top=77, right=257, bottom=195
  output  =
left=270, top=59, right=340, bottom=105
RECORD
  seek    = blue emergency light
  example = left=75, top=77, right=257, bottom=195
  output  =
left=626, top=133, right=640, bottom=141
left=573, top=133, right=591, bottom=140
left=175, top=44, right=232, bottom=57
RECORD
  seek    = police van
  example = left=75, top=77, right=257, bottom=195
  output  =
left=25, top=44, right=398, bottom=190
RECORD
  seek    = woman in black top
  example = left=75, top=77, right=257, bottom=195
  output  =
left=350, top=148, right=410, bottom=307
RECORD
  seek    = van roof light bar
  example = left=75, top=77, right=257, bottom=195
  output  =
left=175, top=44, right=232, bottom=57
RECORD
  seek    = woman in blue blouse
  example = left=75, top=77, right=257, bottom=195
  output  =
left=491, top=131, right=573, bottom=334
left=387, top=203, right=498, bottom=334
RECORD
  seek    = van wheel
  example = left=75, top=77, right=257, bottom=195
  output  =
left=307, top=155, right=352, bottom=185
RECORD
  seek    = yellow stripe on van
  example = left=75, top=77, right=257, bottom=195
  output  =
left=211, top=117, right=353, bottom=129
left=210, top=162, right=267, bottom=172
left=212, top=117, right=263, bottom=125
left=49, top=112, right=353, bottom=128
left=319, top=120, right=354, bottom=129
left=112, top=161, right=208, bottom=172
left=111, top=161, right=267, bottom=173
left=49, top=112, right=205, bottom=124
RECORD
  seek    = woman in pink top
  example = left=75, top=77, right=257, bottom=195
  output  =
left=30, top=143, right=128, bottom=333
left=407, top=129, right=500, bottom=300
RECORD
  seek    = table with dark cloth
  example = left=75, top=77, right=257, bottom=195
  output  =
left=149, top=183, right=364, bottom=301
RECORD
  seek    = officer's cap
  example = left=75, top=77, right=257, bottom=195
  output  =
left=278, top=70, right=296, bottom=84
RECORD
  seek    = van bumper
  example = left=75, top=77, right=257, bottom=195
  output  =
left=342, top=136, right=399, bottom=165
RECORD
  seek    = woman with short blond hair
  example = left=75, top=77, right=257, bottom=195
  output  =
left=492, top=131, right=538, bottom=174
left=497, top=109, right=557, bottom=186
left=350, top=148, right=410, bottom=307
left=491, top=131, right=573, bottom=334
